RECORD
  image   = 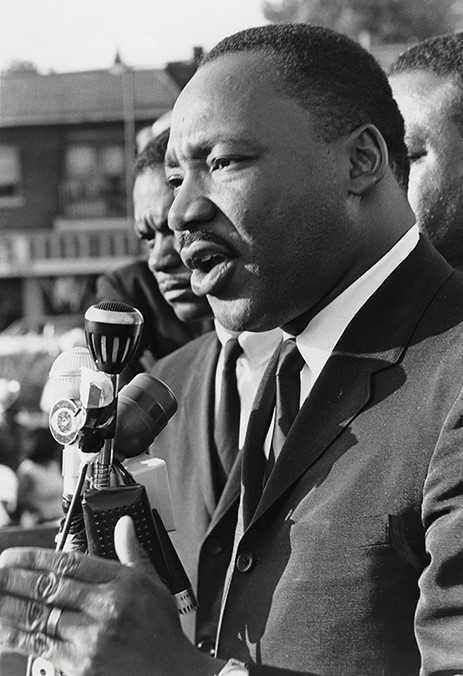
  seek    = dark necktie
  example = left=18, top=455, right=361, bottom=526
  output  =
left=242, top=338, right=305, bottom=526
left=267, top=337, right=305, bottom=474
left=214, top=338, right=242, bottom=476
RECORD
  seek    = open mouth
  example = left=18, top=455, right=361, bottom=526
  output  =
left=191, top=251, right=229, bottom=273
left=182, top=241, right=237, bottom=295
left=184, top=241, right=235, bottom=273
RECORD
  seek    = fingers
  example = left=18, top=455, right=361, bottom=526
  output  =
left=0, top=543, right=167, bottom=675
left=0, top=618, right=57, bottom=661
left=0, top=565, right=109, bottom=619
left=0, top=594, right=84, bottom=643
left=0, top=593, right=99, bottom=676
left=0, top=547, right=121, bottom=584
left=0, top=618, right=83, bottom=676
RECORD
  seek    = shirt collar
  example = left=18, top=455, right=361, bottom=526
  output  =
left=284, top=225, right=419, bottom=381
left=215, top=319, right=282, bottom=366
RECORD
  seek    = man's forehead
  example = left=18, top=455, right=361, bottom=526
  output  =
left=392, top=69, right=459, bottom=107
left=167, top=57, right=315, bottom=166
left=391, top=70, right=462, bottom=130
left=168, top=53, right=279, bottom=132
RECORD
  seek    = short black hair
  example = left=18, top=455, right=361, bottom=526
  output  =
left=133, top=128, right=169, bottom=178
left=202, top=24, right=409, bottom=190
left=390, top=32, right=463, bottom=81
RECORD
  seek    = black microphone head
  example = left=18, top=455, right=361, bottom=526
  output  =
left=114, top=373, right=177, bottom=458
left=84, top=301, right=144, bottom=374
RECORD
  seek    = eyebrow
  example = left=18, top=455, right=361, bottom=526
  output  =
left=165, top=134, right=261, bottom=168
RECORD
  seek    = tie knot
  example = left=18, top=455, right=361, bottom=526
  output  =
left=222, top=338, right=242, bottom=370
left=276, top=338, right=305, bottom=377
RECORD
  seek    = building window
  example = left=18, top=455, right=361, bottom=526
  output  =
left=60, top=144, right=125, bottom=218
left=0, top=146, right=22, bottom=207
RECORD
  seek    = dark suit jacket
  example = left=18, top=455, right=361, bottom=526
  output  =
left=96, top=259, right=209, bottom=383
left=152, top=239, right=463, bottom=675
left=151, top=331, right=234, bottom=645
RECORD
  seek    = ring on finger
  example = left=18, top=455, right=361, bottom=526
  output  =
left=36, top=571, right=59, bottom=600
left=27, top=601, right=49, bottom=633
left=45, top=607, right=63, bottom=639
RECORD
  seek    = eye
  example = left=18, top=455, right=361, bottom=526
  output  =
left=407, top=149, right=426, bottom=164
left=209, top=157, right=239, bottom=172
left=135, top=222, right=155, bottom=244
left=166, top=175, right=183, bottom=192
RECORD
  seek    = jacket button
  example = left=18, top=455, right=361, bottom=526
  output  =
left=236, top=551, right=254, bottom=573
left=196, top=639, right=215, bottom=656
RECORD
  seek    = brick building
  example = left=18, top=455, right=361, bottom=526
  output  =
left=0, top=57, right=197, bottom=331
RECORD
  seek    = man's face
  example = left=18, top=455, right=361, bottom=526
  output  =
left=390, top=70, right=463, bottom=266
left=166, top=52, right=357, bottom=332
left=133, top=166, right=209, bottom=321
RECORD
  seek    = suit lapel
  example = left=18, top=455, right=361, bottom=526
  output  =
left=249, top=349, right=392, bottom=527
left=249, top=238, right=453, bottom=529
left=184, top=334, right=221, bottom=517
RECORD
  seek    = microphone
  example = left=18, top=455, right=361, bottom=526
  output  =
left=46, top=347, right=96, bottom=497
left=114, top=373, right=177, bottom=458
left=84, top=300, right=144, bottom=485
left=84, top=300, right=143, bottom=374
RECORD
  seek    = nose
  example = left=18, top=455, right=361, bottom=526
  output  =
left=149, top=230, right=183, bottom=273
left=168, top=179, right=217, bottom=232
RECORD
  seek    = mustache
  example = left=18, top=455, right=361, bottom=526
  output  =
left=176, top=230, right=226, bottom=253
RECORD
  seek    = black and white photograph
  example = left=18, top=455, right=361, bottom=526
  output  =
left=1, top=1, right=463, bottom=674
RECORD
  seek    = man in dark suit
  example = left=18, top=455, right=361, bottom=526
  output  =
left=103, top=124, right=283, bottom=648
left=389, top=33, right=463, bottom=270
left=3, top=24, right=463, bottom=676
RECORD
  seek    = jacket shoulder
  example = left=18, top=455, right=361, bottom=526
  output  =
left=151, top=331, right=218, bottom=384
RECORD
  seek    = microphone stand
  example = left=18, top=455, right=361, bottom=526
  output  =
left=92, top=373, right=118, bottom=489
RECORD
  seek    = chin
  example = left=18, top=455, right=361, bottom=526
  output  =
left=208, top=296, right=279, bottom=333
left=171, top=300, right=210, bottom=323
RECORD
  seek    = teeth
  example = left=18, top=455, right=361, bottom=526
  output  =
left=192, top=252, right=226, bottom=272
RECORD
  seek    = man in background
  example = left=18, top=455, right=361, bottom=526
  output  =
left=96, top=129, right=212, bottom=382
left=389, top=33, right=463, bottom=268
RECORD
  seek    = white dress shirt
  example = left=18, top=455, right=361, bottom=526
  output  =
left=214, top=321, right=282, bottom=449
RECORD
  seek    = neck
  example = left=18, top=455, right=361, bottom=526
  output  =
left=284, top=199, right=416, bottom=335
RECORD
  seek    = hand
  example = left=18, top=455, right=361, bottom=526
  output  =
left=0, top=516, right=223, bottom=676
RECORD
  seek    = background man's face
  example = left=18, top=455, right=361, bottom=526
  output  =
left=167, top=52, right=357, bottom=332
left=133, top=167, right=209, bottom=321
left=390, top=70, right=463, bottom=267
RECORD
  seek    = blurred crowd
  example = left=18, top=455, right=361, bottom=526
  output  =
left=0, top=386, right=62, bottom=528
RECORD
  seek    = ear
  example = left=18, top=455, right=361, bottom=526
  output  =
left=347, top=124, right=389, bottom=196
